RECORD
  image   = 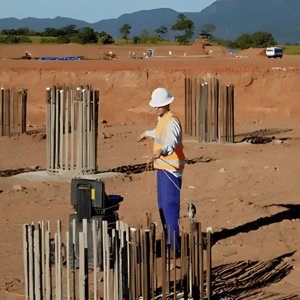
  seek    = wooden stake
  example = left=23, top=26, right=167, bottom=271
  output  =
left=67, top=232, right=71, bottom=300
left=199, top=224, right=204, bottom=300
left=161, top=230, right=166, bottom=300
left=34, top=228, right=41, bottom=300
left=173, top=231, right=176, bottom=300
left=130, top=229, right=137, bottom=300
left=92, top=220, right=98, bottom=300
left=206, top=228, right=212, bottom=300
left=23, top=224, right=29, bottom=300
left=144, top=230, right=150, bottom=300
left=57, top=220, right=62, bottom=300
left=45, top=229, right=51, bottom=300
left=79, top=232, right=88, bottom=300
left=28, top=225, right=34, bottom=300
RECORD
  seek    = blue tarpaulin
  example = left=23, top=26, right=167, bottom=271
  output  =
left=37, top=56, right=82, bottom=61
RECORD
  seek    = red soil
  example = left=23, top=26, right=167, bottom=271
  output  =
left=1, top=44, right=300, bottom=299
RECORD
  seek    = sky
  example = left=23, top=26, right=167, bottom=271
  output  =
left=1, top=0, right=216, bottom=23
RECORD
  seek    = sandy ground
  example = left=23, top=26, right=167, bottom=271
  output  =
left=1, top=44, right=300, bottom=299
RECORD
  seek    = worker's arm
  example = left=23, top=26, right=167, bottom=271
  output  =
left=137, top=129, right=155, bottom=141
left=160, top=119, right=182, bottom=156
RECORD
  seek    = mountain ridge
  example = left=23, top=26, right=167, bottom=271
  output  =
left=0, top=1, right=299, bottom=44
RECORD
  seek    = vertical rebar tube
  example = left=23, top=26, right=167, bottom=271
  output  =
left=46, top=88, right=51, bottom=171
left=94, top=89, right=99, bottom=171
left=4, top=89, right=10, bottom=137
left=65, top=90, right=69, bottom=170
left=82, top=90, right=87, bottom=171
left=70, top=89, right=75, bottom=170
left=55, top=88, right=59, bottom=171
left=50, top=87, right=56, bottom=172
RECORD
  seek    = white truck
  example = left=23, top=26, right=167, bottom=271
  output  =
left=266, top=47, right=283, bottom=59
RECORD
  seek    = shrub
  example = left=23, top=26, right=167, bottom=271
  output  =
left=71, top=34, right=83, bottom=44
left=4, top=35, right=21, bottom=44
left=41, top=38, right=57, bottom=44
left=56, top=35, right=71, bottom=44
left=19, top=36, right=32, bottom=43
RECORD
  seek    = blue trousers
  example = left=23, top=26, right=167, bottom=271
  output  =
left=157, top=169, right=182, bottom=250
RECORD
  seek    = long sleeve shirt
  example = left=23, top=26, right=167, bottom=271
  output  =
left=145, top=113, right=183, bottom=178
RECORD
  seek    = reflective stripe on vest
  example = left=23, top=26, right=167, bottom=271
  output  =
left=154, top=112, right=185, bottom=171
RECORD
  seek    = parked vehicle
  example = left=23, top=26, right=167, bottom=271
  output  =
left=266, top=47, right=283, bottom=59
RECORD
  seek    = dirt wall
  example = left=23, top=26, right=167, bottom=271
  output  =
left=0, top=68, right=299, bottom=126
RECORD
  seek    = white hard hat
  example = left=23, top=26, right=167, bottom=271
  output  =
left=149, top=88, right=174, bottom=108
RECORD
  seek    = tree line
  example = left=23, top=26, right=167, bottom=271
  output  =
left=0, top=14, right=278, bottom=48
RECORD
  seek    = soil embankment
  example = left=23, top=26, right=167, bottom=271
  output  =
left=0, top=68, right=300, bottom=126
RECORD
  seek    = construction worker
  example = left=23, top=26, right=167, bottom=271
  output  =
left=137, top=88, right=185, bottom=250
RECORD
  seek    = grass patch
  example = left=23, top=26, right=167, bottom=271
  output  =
left=279, top=45, right=300, bottom=55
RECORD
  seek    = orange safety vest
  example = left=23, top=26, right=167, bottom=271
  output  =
left=154, top=112, right=185, bottom=171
